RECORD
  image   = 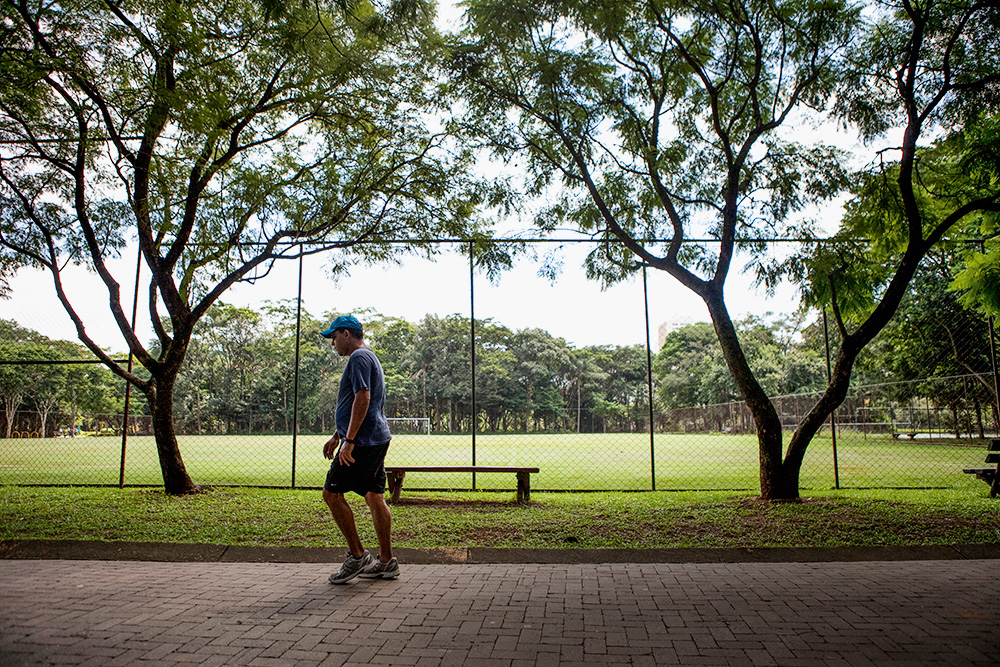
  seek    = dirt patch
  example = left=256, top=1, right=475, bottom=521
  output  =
left=393, top=497, right=529, bottom=511
left=436, top=525, right=513, bottom=544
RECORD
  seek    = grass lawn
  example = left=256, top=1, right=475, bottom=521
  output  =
left=1, top=485, right=998, bottom=550
left=0, top=431, right=991, bottom=491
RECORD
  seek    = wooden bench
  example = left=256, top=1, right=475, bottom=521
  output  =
left=384, top=466, right=540, bottom=504
left=963, top=439, right=1000, bottom=498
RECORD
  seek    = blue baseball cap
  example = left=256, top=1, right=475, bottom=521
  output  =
left=320, top=314, right=363, bottom=338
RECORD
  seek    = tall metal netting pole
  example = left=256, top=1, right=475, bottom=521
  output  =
left=291, top=246, right=304, bottom=488
left=469, top=241, right=477, bottom=490
left=119, top=247, right=142, bottom=488
left=983, top=242, right=1000, bottom=436
left=823, top=308, right=840, bottom=489
left=642, top=262, right=656, bottom=490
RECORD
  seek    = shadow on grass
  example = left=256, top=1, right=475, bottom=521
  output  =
left=391, top=495, right=537, bottom=510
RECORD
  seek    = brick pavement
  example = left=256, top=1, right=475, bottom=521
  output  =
left=1, top=558, right=998, bottom=666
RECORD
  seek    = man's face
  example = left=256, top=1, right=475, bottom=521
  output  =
left=330, top=329, right=349, bottom=356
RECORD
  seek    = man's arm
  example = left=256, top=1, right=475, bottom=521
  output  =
left=337, top=389, right=370, bottom=466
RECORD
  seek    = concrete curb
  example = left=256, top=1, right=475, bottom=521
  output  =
left=2, top=539, right=999, bottom=563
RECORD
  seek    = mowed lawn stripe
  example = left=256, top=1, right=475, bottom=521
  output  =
left=1, top=432, right=989, bottom=491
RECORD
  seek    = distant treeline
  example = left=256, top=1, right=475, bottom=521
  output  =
left=2, top=265, right=996, bottom=437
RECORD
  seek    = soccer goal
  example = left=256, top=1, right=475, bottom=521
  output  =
left=386, top=417, right=431, bottom=435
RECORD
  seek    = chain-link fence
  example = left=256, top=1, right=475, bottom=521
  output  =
left=2, top=240, right=998, bottom=492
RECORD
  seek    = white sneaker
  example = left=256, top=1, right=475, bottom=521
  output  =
left=329, top=551, right=374, bottom=584
left=359, top=556, right=399, bottom=580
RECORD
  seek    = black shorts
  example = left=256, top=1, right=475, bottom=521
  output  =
left=324, top=442, right=390, bottom=497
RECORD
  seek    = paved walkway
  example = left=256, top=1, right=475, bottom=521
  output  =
left=2, top=548, right=998, bottom=666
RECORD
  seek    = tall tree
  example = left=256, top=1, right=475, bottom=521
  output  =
left=0, top=0, right=485, bottom=492
left=769, top=0, right=1000, bottom=495
left=451, top=0, right=1000, bottom=498
left=406, top=314, right=472, bottom=432
left=451, top=0, right=856, bottom=497
left=472, top=319, right=523, bottom=432
left=565, top=348, right=607, bottom=432
left=510, top=327, right=570, bottom=431
left=654, top=317, right=826, bottom=411
left=654, top=323, right=731, bottom=410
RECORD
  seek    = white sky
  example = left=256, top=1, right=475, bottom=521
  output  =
left=1, top=240, right=803, bottom=353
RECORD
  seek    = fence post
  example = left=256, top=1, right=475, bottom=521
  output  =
left=988, top=314, right=1000, bottom=435
left=119, top=247, right=143, bottom=488
left=291, top=246, right=304, bottom=488
left=823, top=308, right=840, bottom=489
left=642, top=262, right=656, bottom=491
left=469, top=241, right=477, bottom=490
left=982, top=241, right=1000, bottom=436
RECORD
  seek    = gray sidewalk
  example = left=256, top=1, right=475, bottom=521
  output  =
left=2, top=546, right=998, bottom=666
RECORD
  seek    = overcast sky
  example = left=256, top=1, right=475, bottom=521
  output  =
left=3, top=239, right=803, bottom=353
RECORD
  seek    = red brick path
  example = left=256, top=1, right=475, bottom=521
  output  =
left=1, top=559, right=998, bottom=665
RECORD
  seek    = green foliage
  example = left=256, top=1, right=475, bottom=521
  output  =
left=952, top=241, right=1000, bottom=317
left=143, top=304, right=663, bottom=436
left=0, top=0, right=486, bottom=343
left=836, top=0, right=1000, bottom=142
left=857, top=253, right=996, bottom=401
left=0, top=320, right=120, bottom=436
left=452, top=0, right=857, bottom=283
left=780, top=113, right=1000, bottom=323
left=777, top=0, right=1000, bottom=328
left=654, top=323, right=726, bottom=408
left=0, top=0, right=493, bottom=491
left=654, top=316, right=827, bottom=410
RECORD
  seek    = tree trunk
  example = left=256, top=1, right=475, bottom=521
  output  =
left=784, top=342, right=860, bottom=488
left=577, top=376, right=582, bottom=433
left=282, top=385, right=289, bottom=434
left=3, top=395, right=21, bottom=438
left=704, top=289, right=792, bottom=499
left=147, top=376, right=197, bottom=495
left=39, top=406, right=50, bottom=438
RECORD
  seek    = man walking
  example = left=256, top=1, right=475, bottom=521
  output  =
left=320, top=314, right=398, bottom=583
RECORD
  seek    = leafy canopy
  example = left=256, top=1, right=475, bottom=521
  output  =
left=451, top=0, right=857, bottom=286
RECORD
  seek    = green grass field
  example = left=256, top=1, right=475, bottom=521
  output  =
left=0, top=431, right=991, bottom=491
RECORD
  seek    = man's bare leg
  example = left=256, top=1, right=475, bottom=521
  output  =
left=324, top=489, right=365, bottom=557
left=365, top=491, right=393, bottom=562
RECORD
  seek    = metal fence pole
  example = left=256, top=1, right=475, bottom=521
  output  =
left=642, top=262, right=656, bottom=491
left=823, top=308, right=840, bottom=489
left=291, top=246, right=304, bottom=488
left=119, top=247, right=142, bottom=488
left=469, top=241, right=477, bottom=490
left=984, top=242, right=1000, bottom=435
left=988, top=314, right=1000, bottom=434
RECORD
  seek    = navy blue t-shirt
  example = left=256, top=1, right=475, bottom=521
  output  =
left=336, top=347, right=391, bottom=446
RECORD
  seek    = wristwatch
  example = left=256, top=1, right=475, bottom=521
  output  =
left=344, top=438, right=356, bottom=445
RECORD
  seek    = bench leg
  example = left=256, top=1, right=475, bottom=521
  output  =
left=516, top=471, right=530, bottom=504
left=387, top=471, right=405, bottom=504
left=990, top=467, right=999, bottom=499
